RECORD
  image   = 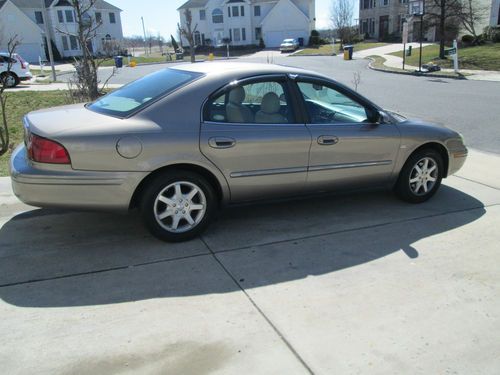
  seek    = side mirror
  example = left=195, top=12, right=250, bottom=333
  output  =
left=366, top=108, right=381, bottom=124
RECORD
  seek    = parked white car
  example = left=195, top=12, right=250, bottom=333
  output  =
left=280, top=39, right=299, bottom=53
left=0, top=52, right=32, bottom=88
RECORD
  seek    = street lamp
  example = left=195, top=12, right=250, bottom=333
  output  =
left=408, top=0, right=425, bottom=73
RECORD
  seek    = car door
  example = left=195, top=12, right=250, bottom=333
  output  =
left=293, top=78, right=401, bottom=192
left=200, top=75, right=311, bottom=202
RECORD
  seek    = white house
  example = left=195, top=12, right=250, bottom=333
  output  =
left=0, top=0, right=123, bottom=62
left=177, top=0, right=316, bottom=48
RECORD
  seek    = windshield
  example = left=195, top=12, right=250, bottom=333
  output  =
left=283, top=39, right=294, bottom=43
left=88, top=68, right=203, bottom=117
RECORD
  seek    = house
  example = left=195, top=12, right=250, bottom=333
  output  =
left=177, top=0, right=316, bottom=48
left=0, top=0, right=123, bottom=63
left=358, top=0, right=500, bottom=43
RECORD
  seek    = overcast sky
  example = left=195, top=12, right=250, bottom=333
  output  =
left=115, top=0, right=359, bottom=38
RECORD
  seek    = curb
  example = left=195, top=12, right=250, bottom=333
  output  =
left=366, top=57, right=467, bottom=80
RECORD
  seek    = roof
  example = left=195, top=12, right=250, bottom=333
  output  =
left=171, top=61, right=319, bottom=77
left=177, top=0, right=209, bottom=10
left=2, top=0, right=121, bottom=10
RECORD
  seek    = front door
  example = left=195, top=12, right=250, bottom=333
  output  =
left=379, top=16, right=389, bottom=40
left=294, top=79, right=401, bottom=192
left=200, top=76, right=311, bottom=202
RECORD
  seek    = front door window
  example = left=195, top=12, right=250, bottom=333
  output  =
left=296, top=82, right=369, bottom=124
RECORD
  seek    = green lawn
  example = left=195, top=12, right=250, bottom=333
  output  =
left=30, top=68, right=60, bottom=76
left=0, top=91, right=71, bottom=176
left=368, top=55, right=466, bottom=78
left=98, top=55, right=170, bottom=67
left=389, top=43, right=500, bottom=71
left=294, top=42, right=388, bottom=56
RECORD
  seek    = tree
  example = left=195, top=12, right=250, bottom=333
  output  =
left=425, top=0, right=463, bottom=59
left=330, top=0, right=354, bottom=47
left=458, top=0, right=488, bottom=43
left=0, top=35, right=21, bottom=157
left=178, top=8, right=198, bottom=63
left=58, top=0, right=114, bottom=101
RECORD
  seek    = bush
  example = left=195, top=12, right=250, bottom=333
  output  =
left=309, top=30, right=320, bottom=46
left=461, top=34, right=474, bottom=44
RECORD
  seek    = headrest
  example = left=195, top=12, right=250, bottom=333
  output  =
left=228, top=86, right=245, bottom=104
left=260, top=92, right=281, bottom=114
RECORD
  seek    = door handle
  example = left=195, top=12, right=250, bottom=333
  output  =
left=208, top=137, right=236, bottom=149
left=317, top=135, right=339, bottom=145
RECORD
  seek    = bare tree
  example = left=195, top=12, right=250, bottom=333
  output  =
left=58, top=0, right=115, bottom=101
left=330, top=0, right=354, bottom=47
left=0, top=36, right=21, bottom=157
left=425, top=0, right=463, bottom=59
left=178, top=9, right=198, bottom=63
left=351, top=71, right=361, bottom=91
left=458, top=0, right=488, bottom=43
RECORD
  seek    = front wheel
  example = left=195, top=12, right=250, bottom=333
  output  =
left=140, top=171, right=216, bottom=242
left=395, top=149, right=444, bottom=203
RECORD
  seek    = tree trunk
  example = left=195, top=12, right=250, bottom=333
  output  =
left=439, top=0, right=446, bottom=59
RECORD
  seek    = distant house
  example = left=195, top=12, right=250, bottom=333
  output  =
left=0, top=0, right=123, bottom=63
left=358, top=0, right=500, bottom=43
left=177, top=0, right=316, bottom=48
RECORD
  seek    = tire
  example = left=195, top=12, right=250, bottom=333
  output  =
left=395, top=149, right=444, bottom=203
left=0, top=72, right=19, bottom=88
left=140, top=171, right=217, bottom=242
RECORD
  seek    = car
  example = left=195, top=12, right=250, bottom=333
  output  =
left=0, top=52, right=32, bottom=88
left=10, top=62, right=468, bottom=242
left=280, top=39, right=299, bottom=53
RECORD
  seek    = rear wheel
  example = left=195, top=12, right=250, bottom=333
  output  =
left=140, top=171, right=216, bottom=242
left=0, top=72, right=19, bottom=88
left=395, top=149, right=443, bottom=203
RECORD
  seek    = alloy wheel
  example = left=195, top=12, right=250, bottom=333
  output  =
left=409, top=157, right=438, bottom=196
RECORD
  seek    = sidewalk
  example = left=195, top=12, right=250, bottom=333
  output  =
left=355, top=43, right=500, bottom=81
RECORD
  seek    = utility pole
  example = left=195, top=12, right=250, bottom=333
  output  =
left=141, top=16, right=149, bottom=57
left=40, top=0, right=57, bottom=82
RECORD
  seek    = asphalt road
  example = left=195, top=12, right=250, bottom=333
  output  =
left=92, top=55, right=500, bottom=154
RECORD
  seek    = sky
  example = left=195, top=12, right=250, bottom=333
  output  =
left=114, top=0, right=358, bottom=38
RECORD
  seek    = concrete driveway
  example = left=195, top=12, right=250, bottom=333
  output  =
left=1, top=149, right=499, bottom=374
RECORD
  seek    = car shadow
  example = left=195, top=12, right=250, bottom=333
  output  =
left=0, top=185, right=486, bottom=308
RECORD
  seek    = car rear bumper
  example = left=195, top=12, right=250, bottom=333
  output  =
left=9, top=145, right=148, bottom=211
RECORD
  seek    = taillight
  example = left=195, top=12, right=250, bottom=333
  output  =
left=27, top=134, right=71, bottom=164
left=16, top=55, right=27, bottom=69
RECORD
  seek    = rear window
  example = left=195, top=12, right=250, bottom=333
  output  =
left=88, top=68, right=202, bottom=118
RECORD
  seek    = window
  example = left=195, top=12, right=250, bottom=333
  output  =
left=89, top=69, right=202, bottom=118
left=369, top=18, right=375, bottom=34
left=65, top=10, right=74, bottom=22
left=255, top=27, right=262, bottom=40
left=383, top=0, right=389, bottom=5
left=498, top=5, right=500, bottom=25
left=194, top=31, right=201, bottom=46
left=212, top=8, right=223, bottom=23
left=233, top=28, right=241, bottom=42
left=241, top=6, right=244, bottom=16
left=229, top=29, right=232, bottom=41
left=61, top=35, right=69, bottom=51
left=199, top=9, right=206, bottom=20
left=109, top=12, right=116, bottom=23
left=297, top=82, right=369, bottom=124
left=57, top=10, right=64, bottom=23
left=242, top=28, right=246, bottom=41
left=35, top=11, right=44, bottom=24
left=96, top=12, right=102, bottom=23
left=204, top=80, right=294, bottom=124
left=69, top=35, right=78, bottom=50
left=254, top=5, right=261, bottom=16
left=232, top=6, right=239, bottom=17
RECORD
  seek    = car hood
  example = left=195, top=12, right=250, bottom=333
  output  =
left=25, top=103, right=160, bottom=138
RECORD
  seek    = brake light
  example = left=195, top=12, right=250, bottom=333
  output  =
left=16, top=55, right=27, bottom=69
left=27, top=134, right=71, bottom=164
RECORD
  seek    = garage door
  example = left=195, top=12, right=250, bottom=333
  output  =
left=16, top=43, right=45, bottom=64
left=264, top=30, right=305, bottom=48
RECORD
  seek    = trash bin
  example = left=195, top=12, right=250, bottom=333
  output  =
left=175, top=52, right=184, bottom=61
left=406, top=46, right=412, bottom=56
left=114, top=56, right=123, bottom=68
left=343, top=45, right=353, bottom=60
left=298, top=37, right=304, bottom=47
